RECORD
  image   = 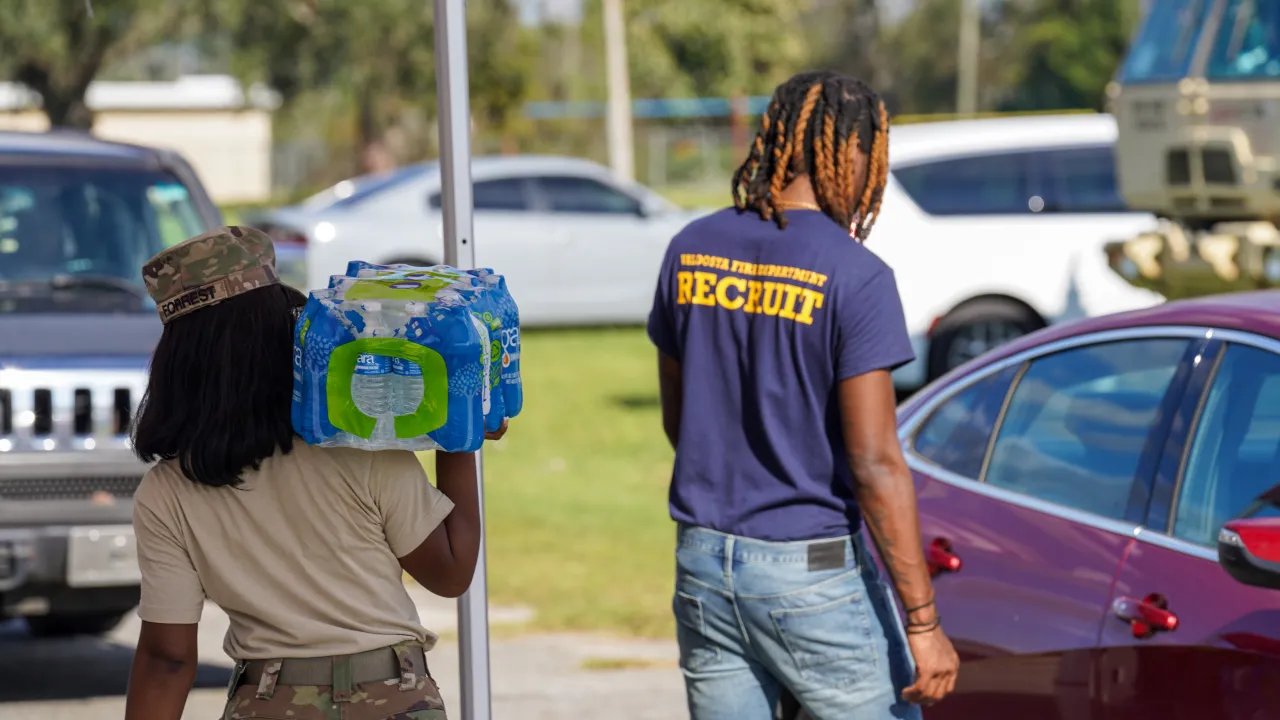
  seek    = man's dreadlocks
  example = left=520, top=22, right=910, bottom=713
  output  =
left=731, top=71, right=890, bottom=241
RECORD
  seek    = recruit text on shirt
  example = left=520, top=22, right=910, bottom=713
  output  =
left=676, top=254, right=828, bottom=325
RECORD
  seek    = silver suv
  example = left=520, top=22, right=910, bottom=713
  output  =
left=0, top=131, right=286, bottom=637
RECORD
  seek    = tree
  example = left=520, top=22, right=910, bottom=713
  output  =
left=561, top=0, right=812, bottom=102
left=0, top=0, right=198, bottom=128
left=800, top=0, right=886, bottom=94
left=999, top=0, right=1142, bottom=111
left=215, top=0, right=535, bottom=171
left=634, top=0, right=814, bottom=99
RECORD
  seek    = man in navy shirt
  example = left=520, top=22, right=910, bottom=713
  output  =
left=648, top=72, right=958, bottom=720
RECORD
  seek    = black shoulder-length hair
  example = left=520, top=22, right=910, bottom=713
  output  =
left=133, top=283, right=307, bottom=488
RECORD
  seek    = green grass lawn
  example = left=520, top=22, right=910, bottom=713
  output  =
left=432, top=326, right=678, bottom=638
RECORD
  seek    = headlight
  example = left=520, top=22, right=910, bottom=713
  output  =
left=314, top=221, right=337, bottom=243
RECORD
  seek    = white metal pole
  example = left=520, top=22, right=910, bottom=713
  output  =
left=433, top=1, right=492, bottom=719
left=956, top=0, right=980, bottom=116
left=603, top=0, right=635, bottom=182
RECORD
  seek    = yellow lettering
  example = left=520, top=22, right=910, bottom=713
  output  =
left=761, top=282, right=785, bottom=316
left=677, top=271, right=693, bottom=305
left=692, top=271, right=718, bottom=306
left=744, top=280, right=764, bottom=313
left=716, top=276, right=746, bottom=310
left=814, top=273, right=828, bottom=288
left=795, top=288, right=825, bottom=325
left=778, top=283, right=803, bottom=320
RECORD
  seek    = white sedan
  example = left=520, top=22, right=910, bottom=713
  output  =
left=252, top=156, right=707, bottom=327
left=870, top=113, right=1166, bottom=391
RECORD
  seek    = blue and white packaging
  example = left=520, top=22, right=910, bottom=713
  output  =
left=291, top=279, right=493, bottom=452
left=333, top=262, right=523, bottom=433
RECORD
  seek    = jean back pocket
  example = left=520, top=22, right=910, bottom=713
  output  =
left=769, top=588, right=880, bottom=689
left=674, top=590, right=723, bottom=673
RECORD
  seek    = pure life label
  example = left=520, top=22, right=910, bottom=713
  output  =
left=355, top=352, right=391, bottom=375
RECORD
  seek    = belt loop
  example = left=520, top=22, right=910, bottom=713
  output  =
left=255, top=660, right=281, bottom=700
left=722, top=535, right=734, bottom=578
left=332, top=655, right=354, bottom=703
left=394, top=643, right=419, bottom=691
left=227, top=660, right=247, bottom=700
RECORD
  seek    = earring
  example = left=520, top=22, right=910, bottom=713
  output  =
left=848, top=211, right=863, bottom=240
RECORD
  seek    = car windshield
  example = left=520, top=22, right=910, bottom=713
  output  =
left=0, top=163, right=206, bottom=314
left=300, top=162, right=438, bottom=211
left=1205, top=0, right=1280, bottom=80
left=1119, top=0, right=1213, bottom=84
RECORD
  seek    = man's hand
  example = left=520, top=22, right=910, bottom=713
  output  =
left=837, top=369, right=958, bottom=706
left=485, top=419, right=509, bottom=441
left=903, top=627, right=959, bottom=706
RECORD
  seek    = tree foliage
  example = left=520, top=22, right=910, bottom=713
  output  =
left=998, top=0, right=1142, bottom=111
left=621, top=0, right=813, bottom=99
left=0, top=0, right=200, bottom=128
left=860, top=0, right=1142, bottom=115
left=212, top=0, right=535, bottom=170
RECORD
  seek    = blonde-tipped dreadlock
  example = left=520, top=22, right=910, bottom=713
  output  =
left=731, top=71, right=891, bottom=241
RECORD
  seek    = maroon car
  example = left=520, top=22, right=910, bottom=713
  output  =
left=896, top=290, right=1280, bottom=719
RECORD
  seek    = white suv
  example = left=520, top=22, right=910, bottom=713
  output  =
left=871, top=113, right=1164, bottom=391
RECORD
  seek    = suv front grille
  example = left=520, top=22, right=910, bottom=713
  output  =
left=0, top=372, right=143, bottom=452
left=0, top=475, right=143, bottom=501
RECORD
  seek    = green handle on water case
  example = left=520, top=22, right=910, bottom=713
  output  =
left=326, top=338, right=448, bottom=440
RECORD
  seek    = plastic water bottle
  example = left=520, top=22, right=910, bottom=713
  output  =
left=392, top=301, right=426, bottom=419
left=352, top=301, right=394, bottom=449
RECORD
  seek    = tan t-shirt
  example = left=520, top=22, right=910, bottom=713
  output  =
left=131, top=443, right=454, bottom=660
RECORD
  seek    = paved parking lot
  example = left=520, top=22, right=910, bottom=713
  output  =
left=0, top=585, right=686, bottom=719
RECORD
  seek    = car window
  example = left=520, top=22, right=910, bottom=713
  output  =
left=892, top=152, right=1033, bottom=216
left=308, top=164, right=435, bottom=211
left=1036, top=146, right=1128, bottom=214
left=912, top=370, right=1015, bottom=479
left=146, top=182, right=206, bottom=248
left=536, top=176, right=642, bottom=215
left=0, top=165, right=202, bottom=290
left=1172, top=344, right=1280, bottom=547
left=1120, top=0, right=1213, bottom=84
left=428, top=178, right=530, bottom=212
left=1205, top=0, right=1280, bottom=81
left=985, top=339, right=1189, bottom=520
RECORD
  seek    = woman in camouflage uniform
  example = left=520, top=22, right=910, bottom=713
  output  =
left=123, top=227, right=503, bottom=720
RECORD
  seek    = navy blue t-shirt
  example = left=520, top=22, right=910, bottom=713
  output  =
left=647, top=207, right=914, bottom=542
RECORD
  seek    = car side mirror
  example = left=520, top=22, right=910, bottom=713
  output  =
left=1218, top=517, right=1280, bottom=590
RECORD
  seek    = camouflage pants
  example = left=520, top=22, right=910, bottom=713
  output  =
left=222, top=644, right=447, bottom=720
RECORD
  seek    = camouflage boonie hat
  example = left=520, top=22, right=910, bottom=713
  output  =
left=142, top=226, right=281, bottom=324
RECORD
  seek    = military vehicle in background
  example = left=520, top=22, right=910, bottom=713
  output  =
left=1106, top=0, right=1280, bottom=298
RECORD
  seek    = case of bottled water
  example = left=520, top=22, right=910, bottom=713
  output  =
left=333, top=262, right=522, bottom=433
left=291, top=263, right=521, bottom=452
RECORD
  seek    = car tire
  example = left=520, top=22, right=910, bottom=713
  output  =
left=25, top=611, right=128, bottom=638
left=927, top=299, right=1044, bottom=381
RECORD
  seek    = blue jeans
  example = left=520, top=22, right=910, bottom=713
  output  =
left=673, top=524, right=921, bottom=720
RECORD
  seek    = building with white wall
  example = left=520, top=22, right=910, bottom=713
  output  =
left=0, top=75, right=278, bottom=205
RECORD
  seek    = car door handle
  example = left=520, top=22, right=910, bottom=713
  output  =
left=1112, top=593, right=1178, bottom=639
left=926, top=537, right=961, bottom=577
